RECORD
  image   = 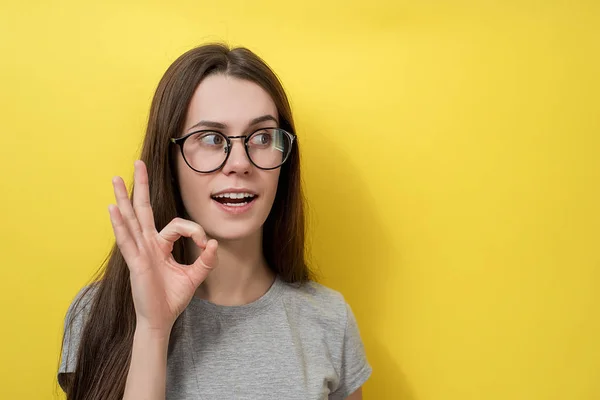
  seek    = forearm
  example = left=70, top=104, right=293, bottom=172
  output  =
left=123, top=326, right=171, bottom=400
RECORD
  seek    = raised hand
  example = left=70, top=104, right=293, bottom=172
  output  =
left=108, top=160, right=218, bottom=336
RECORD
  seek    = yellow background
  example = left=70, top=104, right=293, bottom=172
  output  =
left=1, top=1, right=598, bottom=399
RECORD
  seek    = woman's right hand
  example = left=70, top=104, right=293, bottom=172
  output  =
left=108, top=160, right=218, bottom=337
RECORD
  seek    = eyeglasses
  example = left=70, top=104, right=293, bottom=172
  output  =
left=171, top=128, right=296, bottom=173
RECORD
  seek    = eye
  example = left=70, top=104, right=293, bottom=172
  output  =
left=249, top=131, right=273, bottom=147
left=196, top=132, right=225, bottom=146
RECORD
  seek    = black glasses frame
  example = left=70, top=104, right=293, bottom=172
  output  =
left=170, top=127, right=296, bottom=173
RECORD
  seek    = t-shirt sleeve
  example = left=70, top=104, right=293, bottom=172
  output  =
left=58, top=286, right=94, bottom=383
left=330, top=302, right=372, bottom=399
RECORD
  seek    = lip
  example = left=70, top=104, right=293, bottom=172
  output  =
left=211, top=187, right=258, bottom=196
left=211, top=187, right=258, bottom=215
left=211, top=196, right=257, bottom=215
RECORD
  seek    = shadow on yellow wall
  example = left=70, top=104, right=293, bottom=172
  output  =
left=302, top=118, right=413, bottom=398
left=1, top=1, right=599, bottom=399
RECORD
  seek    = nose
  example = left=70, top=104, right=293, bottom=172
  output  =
left=221, top=137, right=252, bottom=175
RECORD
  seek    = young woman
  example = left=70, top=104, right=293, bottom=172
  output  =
left=58, top=43, right=372, bottom=400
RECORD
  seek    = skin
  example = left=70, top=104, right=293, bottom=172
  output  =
left=177, top=74, right=281, bottom=306
left=109, top=75, right=362, bottom=399
left=177, top=73, right=281, bottom=242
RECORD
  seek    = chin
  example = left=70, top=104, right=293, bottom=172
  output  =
left=186, top=196, right=273, bottom=242
left=201, top=198, right=271, bottom=242
left=208, top=225, right=262, bottom=242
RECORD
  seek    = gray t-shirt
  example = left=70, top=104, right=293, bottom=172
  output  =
left=59, top=276, right=372, bottom=399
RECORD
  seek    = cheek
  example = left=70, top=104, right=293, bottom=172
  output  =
left=176, top=160, right=212, bottom=214
left=261, top=170, right=281, bottom=204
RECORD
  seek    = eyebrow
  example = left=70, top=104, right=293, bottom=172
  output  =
left=187, top=114, right=278, bottom=132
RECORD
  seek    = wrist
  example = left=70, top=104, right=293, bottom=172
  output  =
left=134, top=321, right=173, bottom=342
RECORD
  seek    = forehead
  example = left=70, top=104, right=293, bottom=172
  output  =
left=185, top=74, right=278, bottom=128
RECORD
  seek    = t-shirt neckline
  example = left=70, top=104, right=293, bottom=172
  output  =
left=188, top=274, right=284, bottom=317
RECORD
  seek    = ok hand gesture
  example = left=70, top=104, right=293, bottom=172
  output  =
left=108, top=160, right=218, bottom=335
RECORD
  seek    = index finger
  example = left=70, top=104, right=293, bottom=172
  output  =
left=132, top=160, right=157, bottom=233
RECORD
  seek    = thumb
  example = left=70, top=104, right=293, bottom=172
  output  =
left=186, top=239, right=219, bottom=286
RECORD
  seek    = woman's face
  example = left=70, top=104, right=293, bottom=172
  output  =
left=175, top=74, right=281, bottom=241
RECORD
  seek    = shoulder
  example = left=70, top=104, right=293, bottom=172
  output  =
left=62, top=283, right=100, bottom=341
left=281, top=279, right=347, bottom=308
left=278, top=279, right=350, bottom=333
left=59, top=283, right=100, bottom=378
left=276, top=278, right=372, bottom=396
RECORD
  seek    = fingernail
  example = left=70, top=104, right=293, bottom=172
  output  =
left=202, top=238, right=208, bottom=246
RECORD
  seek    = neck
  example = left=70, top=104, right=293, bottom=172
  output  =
left=185, top=229, right=276, bottom=306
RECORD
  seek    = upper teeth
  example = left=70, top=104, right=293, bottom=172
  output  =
left=214, top=192, right=255, bottom=199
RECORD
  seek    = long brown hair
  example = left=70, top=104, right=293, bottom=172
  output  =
left=59, top=43, right=311, bottom=400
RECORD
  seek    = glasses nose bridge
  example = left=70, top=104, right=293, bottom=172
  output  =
left=224, top=135, right=249, bottom=160
left=226, top=135, right=247, bottom=148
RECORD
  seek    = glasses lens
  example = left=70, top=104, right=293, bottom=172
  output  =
left=182, top=131, right=228, bottom=172
left=247, top=129, right=293, bottom=169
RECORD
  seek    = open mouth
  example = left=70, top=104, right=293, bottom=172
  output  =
left=210, top=192, right=258, bottom=207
